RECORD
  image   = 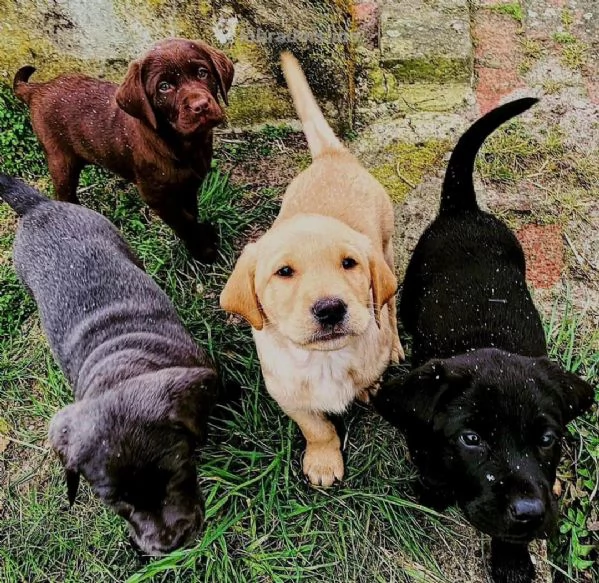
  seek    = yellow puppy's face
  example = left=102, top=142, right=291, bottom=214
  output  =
left=221, top=215, right=397, bottom=350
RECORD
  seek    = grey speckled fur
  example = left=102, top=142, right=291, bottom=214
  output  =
left=0, top=175, right=218, bottom=556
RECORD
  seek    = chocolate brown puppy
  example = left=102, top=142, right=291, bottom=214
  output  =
left=0, top=175, right=218, bottom=556
left=374, top=99, right=595, bottom=583
left=13, top=38, right=234, bottom=263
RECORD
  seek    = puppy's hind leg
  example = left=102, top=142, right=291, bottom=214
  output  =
left=384, top=239, right=404, bottom=363
left=286, top=409, right=344, bottom=488
left=47, top=152, right=83, bottom=204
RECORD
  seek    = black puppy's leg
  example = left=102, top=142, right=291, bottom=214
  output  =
left=416, top=479, right=455, bottom=511
left=490, top=539, right=535, bottom=583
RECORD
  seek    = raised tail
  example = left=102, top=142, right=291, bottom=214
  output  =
left=0, top=175, right=47, bottom=217
left=280, top=52, right=344, bottom=159
left=13, top=66, right=37, bottom=105
left=440, top=97, right=539, bottom=214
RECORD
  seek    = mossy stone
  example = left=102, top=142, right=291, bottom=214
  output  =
left=380, top=1, right=473, bottom=84
left=226, top=84, right=295, bottom=127
left=370, top=140, right=450, bottom=203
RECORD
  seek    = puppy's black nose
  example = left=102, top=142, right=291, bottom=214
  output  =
left=189, top=97, right=209, bottom=113
left=312, top=298, right=347, bottom=326
left=509, top=498, right=545, bottom=523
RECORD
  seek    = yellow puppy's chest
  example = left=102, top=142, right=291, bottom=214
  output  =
left=253, top=311, right=393, bottom=414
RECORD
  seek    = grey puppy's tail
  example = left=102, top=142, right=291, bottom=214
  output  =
left=0, top=174, right=47, bottom=216
left=440, top=97, right=539, bottom=215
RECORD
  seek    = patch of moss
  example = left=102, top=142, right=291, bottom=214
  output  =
left=560, top=40, right=588, bottom=71
left=368, top=68, right=470, bottom=111
left=114, top=0, right=213, bottom=43
left=489, top=2, right=524, bottom=24
left=226, top=84, right=294, bottom=127
left=387, top=57, right=472, bottom=84
left=518, top=38, right=544, bottom=75
left=370, top=140, right=450, bottom=203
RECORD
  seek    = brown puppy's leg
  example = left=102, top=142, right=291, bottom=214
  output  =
left=384, top=238, right=404, bottom=362
left=47, top=153, right=83, bottom=204
left=139, top=186, right=219, bottom=264
left=286, top=409, right=344, bottom=487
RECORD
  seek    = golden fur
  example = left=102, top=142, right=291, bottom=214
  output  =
left=220, top=53, right=403, bottom=486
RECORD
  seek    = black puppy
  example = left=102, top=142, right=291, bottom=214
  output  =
left=374, top=99, right=595, bottom=583
left=0, top=175, right=218, bottom=555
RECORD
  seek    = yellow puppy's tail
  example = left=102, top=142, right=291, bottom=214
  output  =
left=280, top=52, right=344, bottom=159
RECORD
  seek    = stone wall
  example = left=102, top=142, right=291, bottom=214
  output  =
left=0, top=0, right=354, bottom=129
left=0, top=1, right=478, bottom=132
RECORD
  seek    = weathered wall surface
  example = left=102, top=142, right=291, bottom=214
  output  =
left=0, top=0, right=354, bottom=128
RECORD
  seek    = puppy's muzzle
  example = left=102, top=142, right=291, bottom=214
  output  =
left=128, top=504, right=204, bottom=556
left=312, top=297, right=347, bottom=327
left=509, top=497, right=545, bottom=528
left=186, top=96, right=210, bottom=114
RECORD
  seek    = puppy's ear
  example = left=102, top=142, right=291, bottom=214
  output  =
left=220, top=243, right=264, bottom=330
left=115, top=61, right=158, bottom=130
left=368, top=251, right=397, bottom=327
left=165, top=367, right=219, bottom=438
left=538, top=359, right=595, bottom=424
left=49, top=404, right=86, bottom=506
left=195, top=41, right=234, bottom=105
left=374, top=360, right=470, bottom=429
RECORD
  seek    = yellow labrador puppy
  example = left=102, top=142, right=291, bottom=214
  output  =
left=220, top=53, right=403, bottom=487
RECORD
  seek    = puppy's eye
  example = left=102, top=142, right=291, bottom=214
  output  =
left=275, top=266, right=294, bottom=278
left=158, top=81, right=172, bottom=93
left=460, top=431, right=482, bottom=448
left=342, top=257, right=357, bottom=270
left=539, top=430, right=557, bottom=448
left=198, top=68, right=209, bottom=79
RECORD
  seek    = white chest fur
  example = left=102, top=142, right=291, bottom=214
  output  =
left=253, top=307, right=393, bottom=414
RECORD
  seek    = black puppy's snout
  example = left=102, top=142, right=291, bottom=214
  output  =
left=509, top=498, right=545, bottom=523
left=312, top=298, right=347, bottom=326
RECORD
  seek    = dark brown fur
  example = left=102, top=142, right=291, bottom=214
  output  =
left=13, top=38, right=234, bottom=263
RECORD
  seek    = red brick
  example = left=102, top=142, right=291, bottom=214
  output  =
left=586, top=79, right=599, bottom=105
left=354, top=1, right=379, bottom=47
left=477, top=67, right=524, bottom=114
left=516, top=224, right=564, bottom=289
left=473, top=11, right=524, bottom=114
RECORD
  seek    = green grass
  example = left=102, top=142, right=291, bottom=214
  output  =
left=489, top=2, right=524, bottom=24
left=0, top=86, right=597, bottom=583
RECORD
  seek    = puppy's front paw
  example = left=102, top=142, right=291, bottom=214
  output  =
left=391, top=336, right=405, bottom=364
left=356, top=381, right=381, bottom=404
left=303, top=441, right=344, bottom=487
left=490, top=540, right=534, bottom=583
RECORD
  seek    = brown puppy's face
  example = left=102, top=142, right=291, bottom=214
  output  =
left=116, top=38, right=234, bottom=135
left=221, top=215, right=397, bottom=349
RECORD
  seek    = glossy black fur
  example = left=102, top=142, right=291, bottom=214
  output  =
left=374, top=99, right=595, bottom=583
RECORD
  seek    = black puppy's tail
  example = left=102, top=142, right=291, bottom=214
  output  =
left=440, top=98, right=539, bottom=214
left=0, top=175, right=47, bottom=217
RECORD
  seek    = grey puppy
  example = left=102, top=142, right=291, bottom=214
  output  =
left=0, top=175, right=218, bottom=556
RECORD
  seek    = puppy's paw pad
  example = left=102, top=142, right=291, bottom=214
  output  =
left=303, top=444, right=344, bottom=487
